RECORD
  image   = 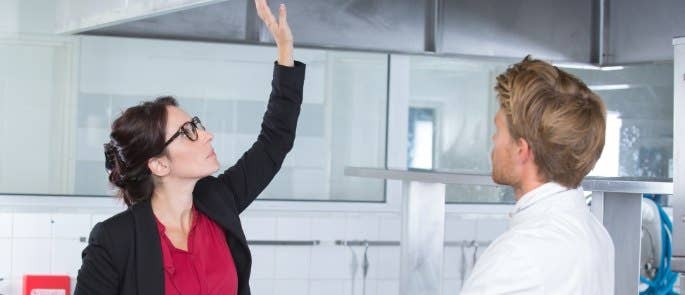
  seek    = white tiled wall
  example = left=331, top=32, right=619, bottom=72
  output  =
left=0, top=204, right=509, bottom=295
left=0, top=211, right=94, bottom=295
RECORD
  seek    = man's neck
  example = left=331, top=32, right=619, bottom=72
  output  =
left=513, top=179, right=546, bottom=202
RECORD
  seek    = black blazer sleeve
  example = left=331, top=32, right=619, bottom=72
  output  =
left=74, top=222, right=120, bottom=295
left=216, top=61, right=306, bottom=213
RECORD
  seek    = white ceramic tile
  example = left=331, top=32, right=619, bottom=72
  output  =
left=376, top=279, right=399, bottom=295
left=0, top=213, right=12, bottom=238
left=463, top=247, right=478, bottom=280
left=377, top=214, right=401, bottom=241
left=372, top=247, right=400, bottom=280
left=309, top=216, right=346, bottom=242
left=345, top=215, right=379, bottom=241
left=360, top=278, right=378, bottom=294
left=0, top=238, right=11, bottom=276
left=52, top=214, right=91, bottom=239
left=443, top=246, right=464, bottom=279
left=343, top=279, right=376, bottom=295
left=12, top=213, right=52, bottom=238
left=309, top=246, right=349, bottom=279
left=249, top=279, right=274, bottom=295
left=51, top=239, right=85, bottom=277
left=250, top=246, right=276, bottom=279
left=309, top=279, right=344, bottom=295
left=9, top=275, right=22, bottom=295
left=443, top=279, right=463, bottom=294
left=11, top=238, right=51, bottom=275
left=276, top=217, right=311, bottom=241
left=274, top=247, right=310, bottom=279
left=241, top=216, right=277, bottom=240
left=475, top=218, right=508, bottom=241
left=273, top=279, right=309, bottom=295
left=444, top=217, right=477, bottom=242
left=0, top=274, right=9, bottom=295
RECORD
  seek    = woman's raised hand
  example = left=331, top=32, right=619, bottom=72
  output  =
left=255, top=0, right=294, bottom=67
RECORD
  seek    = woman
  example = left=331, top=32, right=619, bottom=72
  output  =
left=74, top=1, right=304, bottom=294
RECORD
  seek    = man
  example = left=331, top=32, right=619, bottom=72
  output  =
left=460, top=56, right=615, bottom=294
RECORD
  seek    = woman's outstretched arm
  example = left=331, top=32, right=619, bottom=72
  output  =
left=215, top=0, right=305, bottom=213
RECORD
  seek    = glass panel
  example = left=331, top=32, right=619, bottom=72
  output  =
left=0, top=42, right=72, bottom=195
left=406, top=55, right=515, bottom=203
left=406, top=56, right=673, bottom=203
left=408, top=107, right=436, bottom=170
left=262, top=51, right=388, bottom=201
left=2, top=36, right=387, bottom=202
left=560, top=62, right=674, bottom=179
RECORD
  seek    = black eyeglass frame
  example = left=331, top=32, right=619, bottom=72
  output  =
left=163, top=116, right=205, bottom=148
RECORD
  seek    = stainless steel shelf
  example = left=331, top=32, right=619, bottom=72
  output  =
left=345, top=167, right=673, bottom=194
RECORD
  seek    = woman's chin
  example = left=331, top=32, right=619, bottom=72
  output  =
left=211, top=161, right=221, bottom=173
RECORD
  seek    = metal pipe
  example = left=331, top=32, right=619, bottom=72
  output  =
left=248, top=240, right=320, bottom=246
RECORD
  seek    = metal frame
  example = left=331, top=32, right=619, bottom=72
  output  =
left=671, top=37, right=685, bottom=275
left=590, top=192, right=643, bottom=295
left=592, top=0, right=611, bottom=65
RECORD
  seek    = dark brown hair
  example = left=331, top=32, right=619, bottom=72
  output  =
left=495, top=56, right=606, bottom=188
left=104, top=96, right=178, bottom=206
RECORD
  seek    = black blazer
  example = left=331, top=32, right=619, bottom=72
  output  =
left=74, top=61, right=306, bottom=295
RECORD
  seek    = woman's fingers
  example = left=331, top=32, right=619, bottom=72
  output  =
left=278, top=4, right=293, bottom=42
left=255, top=0, right=277, bottom=34
left=254, top=0, right=293, bottom=49
left=278, top=3, right=287, bottom=28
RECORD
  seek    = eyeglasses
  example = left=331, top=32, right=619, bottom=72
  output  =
left=163, top=116, right=205, bottom=148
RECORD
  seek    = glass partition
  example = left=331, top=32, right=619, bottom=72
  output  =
left=561, top=62, right=674, bottom=179
left=3, top=36, right=388, bottom=202
left=405, top=56, right=673, bottom=203
left=405, top=55, right=515, bottom=203
left=2, top=35, right=673, bottom=204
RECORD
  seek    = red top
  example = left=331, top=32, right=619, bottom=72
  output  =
left=154, top=207, right=238, bottom=295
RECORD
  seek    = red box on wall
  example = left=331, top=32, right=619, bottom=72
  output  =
left=22, top=275, right=70, bottom=295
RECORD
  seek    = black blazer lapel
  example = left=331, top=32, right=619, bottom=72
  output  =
left=130, top=200, right=165, bottom=295
left=193, top=177, right=248, bottom=249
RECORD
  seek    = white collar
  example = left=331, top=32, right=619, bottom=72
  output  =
left=509, top=182, right=571, bottom=218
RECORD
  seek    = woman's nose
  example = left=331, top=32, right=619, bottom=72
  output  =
left=200, top=129, right=213, bottom=142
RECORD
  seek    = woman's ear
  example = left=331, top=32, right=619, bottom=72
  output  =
left=148, top=156, right=170, bottom=177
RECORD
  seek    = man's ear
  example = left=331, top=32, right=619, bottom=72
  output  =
left=148, top=156, right=170, bottom=177
left=516, top=137, right=534, bottom=164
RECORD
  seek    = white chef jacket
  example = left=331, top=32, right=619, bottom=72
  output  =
left=460, top=182, right=615, bottom=295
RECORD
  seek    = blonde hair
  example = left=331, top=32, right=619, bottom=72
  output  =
left=495, top=56, right=606, bottom=188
